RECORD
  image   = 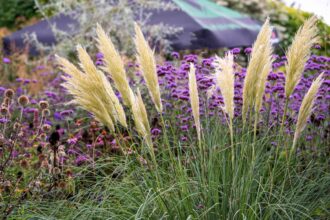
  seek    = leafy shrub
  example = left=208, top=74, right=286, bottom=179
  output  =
left=0, top=0, right=38, bottom=28
left=29, top=0, right=182, bottom=57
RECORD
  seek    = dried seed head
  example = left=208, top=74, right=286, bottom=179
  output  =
left=2, top=97, right=10, bottom=107
left=52, top=167, right=61, bottom=175
left=39, top=101, right=49, bottom=110
left=42, top=109, right=51, bottom=117
left=4, top=89, right=14, bottom=99
left=0, top=107, right=9, bottom=116
left=42, top=124, right=51, bottom=132
left=18, top=95, right=29, bottom=106
left=20, top=159, right=29, bottom=168
left=13, top=122, right=21, bottom=130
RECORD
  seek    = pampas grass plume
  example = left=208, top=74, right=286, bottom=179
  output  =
left=96, top=24, right=135, bottom=106
left=57, top=55, right=116, bottom=131
left=285, top=16, right=318, bottom=99
left=76, top=45, right=127, bottom=128
left=213, top=52, right=235, bottom=120
left=57, top=45, right=128, bottom=131
left=242, top=18, right=272, bottom=122
left=292, top=73, right=324, bottom=153
left=188, top=63, right=201, bottom=142
left=134, top=23, right=163, bottom=113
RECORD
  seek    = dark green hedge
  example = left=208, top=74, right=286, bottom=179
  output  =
left=0, top=0, right=38, bottom=28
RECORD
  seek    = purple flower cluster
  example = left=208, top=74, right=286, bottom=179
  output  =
left=150, top=53, right=329, bottom=140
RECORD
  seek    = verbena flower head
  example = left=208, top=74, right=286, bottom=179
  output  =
left=134, top=23, right=163, bottom=113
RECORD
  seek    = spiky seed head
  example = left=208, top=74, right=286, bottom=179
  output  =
left=39, top=101, right=49, bottom=110
left=4, top=89, right=14, bottom=99
left=18, top=95, right=29, bottom=106
left=134, top=23, right=163, bottom=113
left=42, top=109, right=51, bottom=117
left=213, top=52, right=235, bottom=120
left=292, top=73, right=324, bottom=152
left=188, top=63, right=201, bottom=142
left=0, top=107, right=9, bottom=116
left=285, top=16, right=319, bottom=99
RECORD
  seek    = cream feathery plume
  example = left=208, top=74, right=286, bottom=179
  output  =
left=57, top=56, right=116, bottom=131
left=188, top=63, right=201, bottom=142
left=76, top=45, right=127, bottom=128
left=242, top=18, right=272, bottom=122
left=292, top=73, right=324, bottom=153
left=285, top=16, right=318, bottom=99
left=96, top=24, right=135, bottom=106
left=131, top=89, right=154, bottom=155
left=213, top=52, right=235, bottom=120
left=134, top=23, right=163, bottom=113
left=254, top=37, right=273, bottom=113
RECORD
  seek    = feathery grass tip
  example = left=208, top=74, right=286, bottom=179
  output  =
left=134, top=23, right=163, bottom=113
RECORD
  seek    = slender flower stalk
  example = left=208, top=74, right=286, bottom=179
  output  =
left=291, top=73, right=324, bottom=155
left=131, top=89, right=154, bottom=160
left=242, top=18, right=272, bottom=125
left=212, top=53, right=236, bottom=164
left=96, top=24, right=135, bottom=106
left=134, top=23, right=163, bottom=113
left=188, top=63, right=201, bottom=143
left=282, top=16, right=318, bottom=129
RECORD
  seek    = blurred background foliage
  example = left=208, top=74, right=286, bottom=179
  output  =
left=0, top=0, right=329, bottom=56
left=215, top=0, right=329, bottom=56
left=0, top=0, right=39, bottom=29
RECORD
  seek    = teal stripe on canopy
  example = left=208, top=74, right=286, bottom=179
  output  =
left=173, top=0, right=261, bottom=31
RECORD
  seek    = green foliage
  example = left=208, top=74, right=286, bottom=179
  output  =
left=12, top=121, right=330, bottom=219
left=270, top=3, right=330, bottom=56
left=0, top=0, right=38, bottom=28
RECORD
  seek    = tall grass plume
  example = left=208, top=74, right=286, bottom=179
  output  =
left=134, top=23, right=163, bottom=113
